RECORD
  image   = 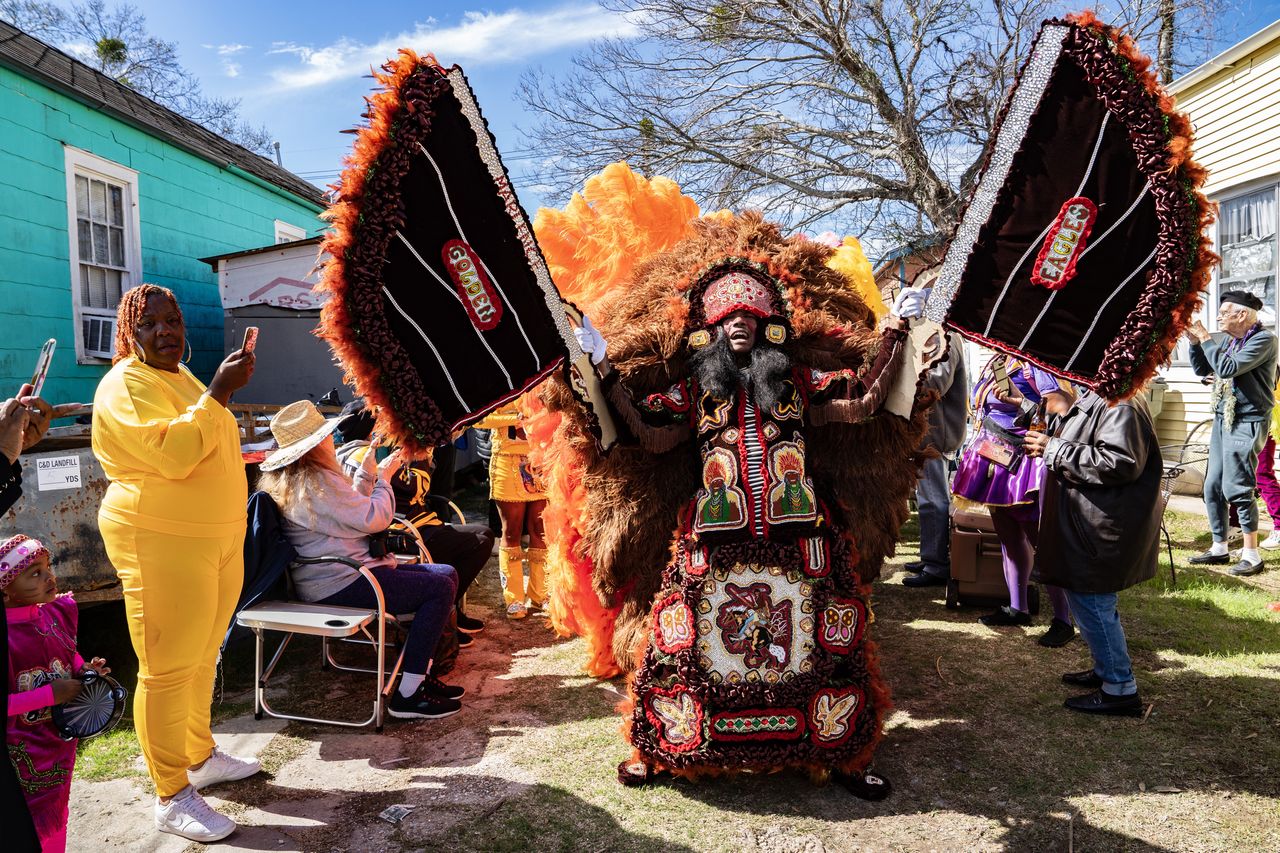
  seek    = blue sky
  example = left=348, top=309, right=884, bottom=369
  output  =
left=93, top=1, right=1280, bottom=217
left=121, top=1, right=635, bottom=211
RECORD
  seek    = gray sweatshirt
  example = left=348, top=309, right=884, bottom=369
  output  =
left=280, top=463, right=396, bottom=602
left=1190, top=327, right=1278, bottom=423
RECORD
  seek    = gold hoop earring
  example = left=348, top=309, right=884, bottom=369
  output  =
left=182, top=338, right=192, bottom=364
left=133, top=339, right=148, bottom=364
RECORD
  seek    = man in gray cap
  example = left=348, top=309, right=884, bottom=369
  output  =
left=1186, top=291, right=1278, bottom=576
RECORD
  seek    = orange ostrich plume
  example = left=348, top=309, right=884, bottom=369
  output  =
left=525, top=162, right=703, bottom=677
left=533, top=162, right=701, bottom=313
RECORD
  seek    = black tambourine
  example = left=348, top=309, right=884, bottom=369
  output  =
left=52, top=670, right=127, bottom=741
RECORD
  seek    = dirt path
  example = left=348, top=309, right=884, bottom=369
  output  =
left=66, top=548, right=1280, bottom=852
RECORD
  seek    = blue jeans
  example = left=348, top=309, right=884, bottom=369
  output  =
left=1065, top=590, right=1137, bottom=696
left=318, top=564, right=457, bottom=674
left=916, top=455, right=952, bottom=578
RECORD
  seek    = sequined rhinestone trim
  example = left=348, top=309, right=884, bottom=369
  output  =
left=924, top=24, right=1069, bottom=323
left=445, top=68, right=583, bottom=362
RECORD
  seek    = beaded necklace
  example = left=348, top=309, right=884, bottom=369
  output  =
left=1209, top=322, right=1263, bottom=430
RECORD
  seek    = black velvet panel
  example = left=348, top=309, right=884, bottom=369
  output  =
left=378, top=81, right=567, bottom=425
left=947, top=56, right=1158, bottom=378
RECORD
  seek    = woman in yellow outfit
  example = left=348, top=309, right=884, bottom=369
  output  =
left=476, top=401, right=547, bottom=619
left=92, top=285, right=257, bottom=844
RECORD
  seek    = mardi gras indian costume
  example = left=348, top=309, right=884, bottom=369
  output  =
left=547, top=209, right=929, bottom=796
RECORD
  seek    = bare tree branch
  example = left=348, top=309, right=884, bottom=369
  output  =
left=519, top=0, right=1231, bottom=247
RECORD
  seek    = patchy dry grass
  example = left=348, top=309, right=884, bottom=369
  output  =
left=74, top=726, right=144, bottom=783
left=69, top=497, right=1280, bottom=851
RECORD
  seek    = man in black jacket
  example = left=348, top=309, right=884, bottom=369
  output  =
left=1024, top=388, right=1162, bottom=717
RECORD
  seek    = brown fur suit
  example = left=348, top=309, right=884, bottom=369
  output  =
left=542, top=212, right=930, bottom=672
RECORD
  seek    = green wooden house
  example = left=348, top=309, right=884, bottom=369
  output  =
left=0, top=21, right=327, bottom=406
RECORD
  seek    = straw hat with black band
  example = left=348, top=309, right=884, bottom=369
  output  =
left=259, top=401, right=341, bottom=472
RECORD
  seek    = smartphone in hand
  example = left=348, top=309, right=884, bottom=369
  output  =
left=241, top=326, right=259, bottom=354
left=28, top=339, right=56, bottom=397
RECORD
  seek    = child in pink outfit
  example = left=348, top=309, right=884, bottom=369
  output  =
left=4, top=535, right=110, bottom=853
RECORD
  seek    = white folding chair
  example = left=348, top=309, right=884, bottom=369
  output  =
left=236, top=556, right=401, bottom=731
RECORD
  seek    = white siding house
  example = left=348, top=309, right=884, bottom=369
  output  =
left=1159, top=20, right=1280, bottom=448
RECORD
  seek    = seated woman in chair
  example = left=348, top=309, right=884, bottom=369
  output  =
left=334, top=399, right=493, bottom=643
left=257, top=401, right=464, bottom=720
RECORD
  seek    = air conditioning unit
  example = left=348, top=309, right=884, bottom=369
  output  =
left=83, top=314, right=115, bottom=359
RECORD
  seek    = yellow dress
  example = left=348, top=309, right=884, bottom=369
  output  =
left=92, top=357, right=245, bottom=797
left=476, top=404, right=546, bottom=502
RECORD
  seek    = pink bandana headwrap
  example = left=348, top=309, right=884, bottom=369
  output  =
left=0, top=535, right=49, bottom=589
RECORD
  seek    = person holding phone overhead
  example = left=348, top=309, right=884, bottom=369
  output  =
left=91, top=284, right=258, bottom=843
left=952, top=355, right=1076, bottom=645
left=2, top=370, right=77, bottom=853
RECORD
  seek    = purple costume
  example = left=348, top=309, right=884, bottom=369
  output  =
left=6, top=594, right=81, bottom=853
left=953, top=360, right=1070, bottom=619
left=952, top=361, right=1060, bottom=507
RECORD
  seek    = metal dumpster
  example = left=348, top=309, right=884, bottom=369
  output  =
left=2, top=425, right=119, bottom=602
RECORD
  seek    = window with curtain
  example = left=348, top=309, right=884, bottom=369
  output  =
left=1218, top=186, right=1278, bottom=326
left=1171, top=184, right=1279, bottom=366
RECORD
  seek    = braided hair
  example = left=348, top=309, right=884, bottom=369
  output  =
left=112, top=284, right=182, bottom=365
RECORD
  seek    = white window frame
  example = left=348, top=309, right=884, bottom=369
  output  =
left=63, top=146, right=143, bottom=364
left=1213, top=178, right=1280, bottom=321
left=273, top=219, right=306, bottom=244
left=1166, top=175, right=1280, bottom=377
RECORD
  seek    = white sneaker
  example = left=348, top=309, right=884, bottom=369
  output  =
left=188, top=747, right=262, bottom=790
left=506, top=601, right=528, bottom=619
left=1262, top=531, right=1280, bottom=550
left=155, top=785, right=235, bottom=842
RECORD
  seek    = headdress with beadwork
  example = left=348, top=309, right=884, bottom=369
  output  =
left=684, top=258, right=792, bottom=349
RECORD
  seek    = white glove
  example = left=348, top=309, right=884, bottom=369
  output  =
left=892, top=287, right=929, bottom=320
left=572, top=314, right=608, bottom=366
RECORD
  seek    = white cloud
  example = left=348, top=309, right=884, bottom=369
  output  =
left=223, top=61, right=241, bottom=78
left=267, top=4, right=637, bottom=91
left=202, top=42, right=250, bottom=55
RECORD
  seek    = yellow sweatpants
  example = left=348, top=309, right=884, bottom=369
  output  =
left=100, top=520, right=243, bottom=797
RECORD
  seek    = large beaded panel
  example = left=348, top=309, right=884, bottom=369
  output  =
left=629, top=530, right=883, bottom=770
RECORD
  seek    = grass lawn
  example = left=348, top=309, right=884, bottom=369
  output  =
left=70, top=502, right=1280, bottom=851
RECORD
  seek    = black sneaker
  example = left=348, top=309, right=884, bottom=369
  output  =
left=458, top=632, right=474, bottom=648
left=457, top=612, right=485, bottom=634
left=902, top=571, right=947, bottom=588
left=387, top=690, right=461, bottom=720
left=1038, top=618, right=1076, bottom=647
left=423, top=672, right=465, bottom=700
left=1063, top=688, right=1143, bottom=717
left=979, top=606, right=1032, bottom=627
